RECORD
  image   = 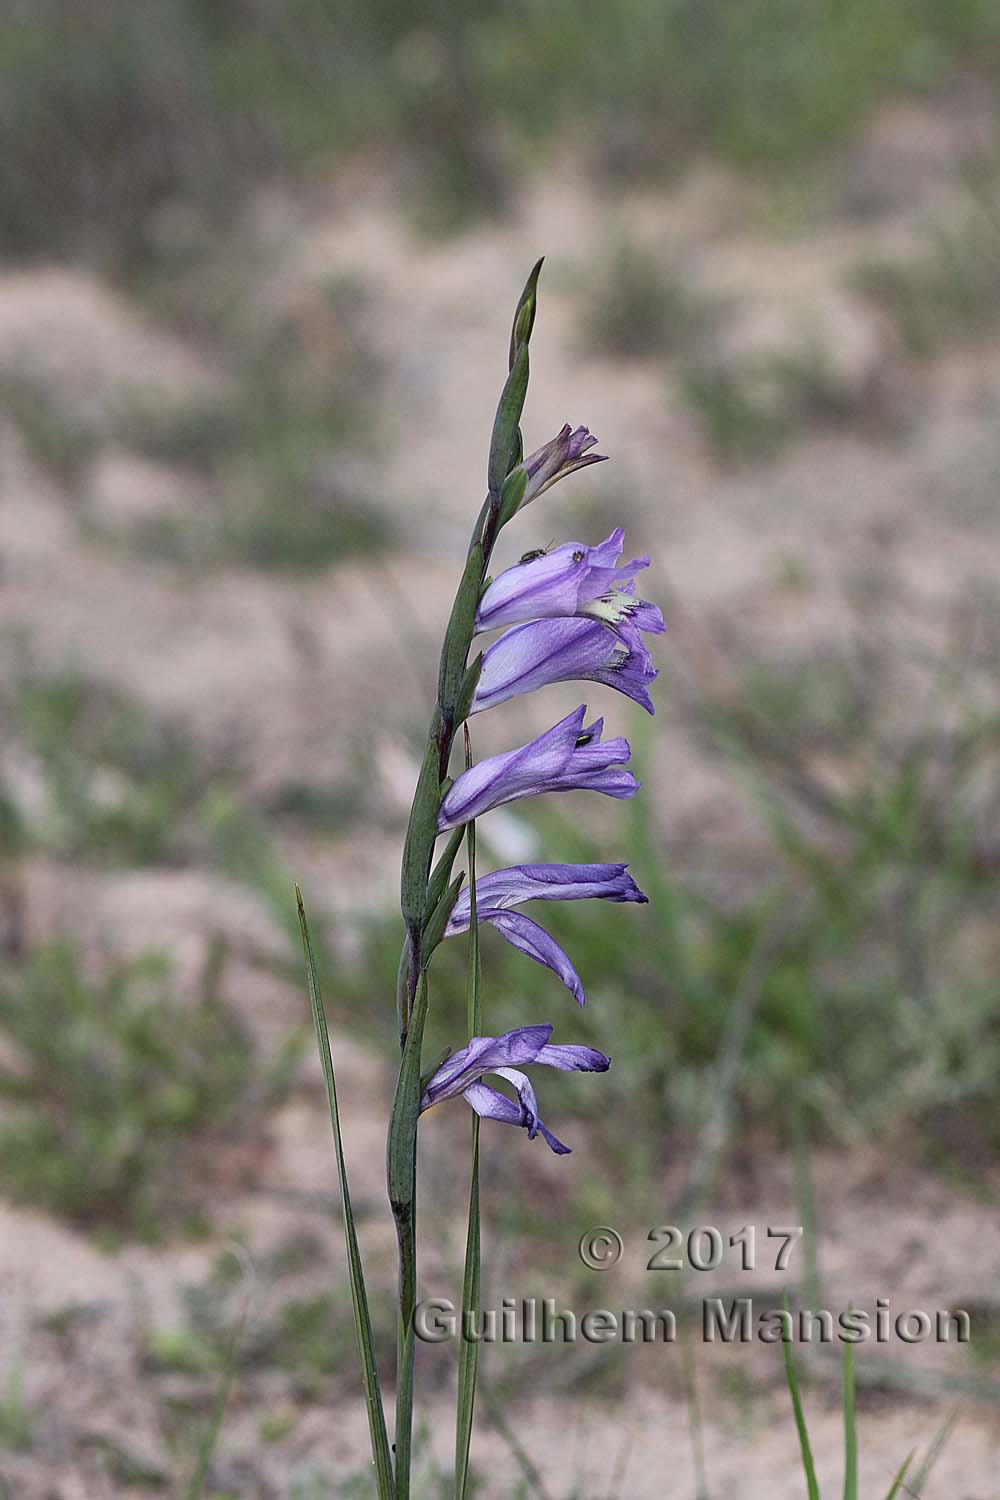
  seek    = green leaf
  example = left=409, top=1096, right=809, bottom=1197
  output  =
left=422, top=872, right=465, bottom=958
left=296, top=888, right=394, bottom=1500
left=386, top=970, right=429, bottom=1500
left=395, top=939, right=410, bottom=1045
left=842, top=1331, right=857, bottom=1500
left=908, top=1411, right=957, bottom=1494
left=386, top=970, right=429, bottom=1212
left=455, top=652, right=484, bottom=726
left=487, top=342, right=529, bottom=503
left=455, top=812, right=482, bottom=1498
left=508, top=257, right=544, bottom=370
left=496, top=464, right=528, bottom=530
left=425, top=824, right=466, bottom=919
left=455, top=1122, right=480, bottom=1500
left=884, top=1450, right=914, bottom=1500
left=399, top=738, right=443, bottom=937
left=419, top=1045, right=452, bottom=1092
left=780, top=1298, right=820, bottom=1500
left=438, top=544, right=485, bottom=719
left=185, top=1253, right=251, bottom=1500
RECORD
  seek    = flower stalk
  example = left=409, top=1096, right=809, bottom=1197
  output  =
left=388, top=259, right=545, bottom=1498
left=455, top=725, right=482, bottom=1498
left=302, top=257, right=661, bottom=1497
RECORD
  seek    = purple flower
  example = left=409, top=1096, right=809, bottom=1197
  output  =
left=471, top=617, right=658, bottom=716
left=444, top=861, right=648, bottom=1004
left=420, top=1022, right=610, bottom=1154
left=477, top=527, right=665, bottom=635
left=520, top=425, right=606, bottom=505
left=438, top=705, right=636, bottom=831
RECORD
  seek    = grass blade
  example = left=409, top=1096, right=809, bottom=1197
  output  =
left=296, top=886, right=394, bottom=1500
left=842, top=1331, right=857, bottom=1500
left=908, top=1409, right=957, bottom=1493
left=884, top=1450, right=914, bottom=1500
left=681, top=1329, right=710, bottom=1500
left=455, top=768, right=482, bottom=1499
left=781, top=1298, right=821, bottom=1500
left=455, top=1123, right=480, bottom=1498
left=791, top=1099, right=823, bottom=1309
left=184, top=1247, right=252, bottom=1500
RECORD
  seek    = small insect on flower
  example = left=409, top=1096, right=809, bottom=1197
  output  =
left=519, top=539, right=556, bottom=564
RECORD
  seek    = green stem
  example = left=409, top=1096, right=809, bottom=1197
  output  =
left=455, top=762, right=482, bottom=1497
left=390, top=262, right=540, bottom=1497
left=387, top=970, right=429, bottom=1499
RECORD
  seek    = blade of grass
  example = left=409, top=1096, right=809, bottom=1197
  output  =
left=781, top=1297, right=821, bottom=1500
left=474, top=1370, right=555, bottom=1500
left=184, top=1246, right=252, bottom=1500
left=908, top=1409, right=957, bottom=1494
left=884, top=1450, right=914, bottom=1500
left=456, top=728, right=482, bottom=1499
left=681, top=1327, right=710, bottom=1500
left=455, top=1122, right=480, bottom=1497
left=791, top=1099, right=823, bottom=1309
left=296, top=886, right=394, bottom=1500
left=842, top=1329, right=857, bottom=1500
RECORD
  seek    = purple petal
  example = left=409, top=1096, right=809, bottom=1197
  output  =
left=520, top=426, right=607, bottom=505
left=476, top=527, right=659, bottom=634
left=481, top=909, right=586, bottom=1004
left=438, top=707, right=637, bottom=831
left=462, top=1080, right=572, bottom=1154
left=471, top=617, right=657, bottom=715
left=421, top=1023, right=553, bottom=1108
left=462, top=1080, right=523, bottom=1126
left=625, top=598, right=666, bottom=633
left=534, top=1042, right=611, bottom=1072
left=438, top=706, right=584, bottom=829
left=536, top=1120, right=573, bottom=1153
left=448, top=862, right=648, bottom=929
left=493, top=1065, right=543, bottom=1137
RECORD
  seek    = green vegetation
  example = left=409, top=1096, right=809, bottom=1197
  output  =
left=0, top=943, right=277, bottom=1238
left=2, top=661, right=372, bottom=875
left=121, top=273, right=387, bottom=571
left=6, top=665, right=212, bottom=865
left=2, top=0, right=999, bottom=260
left=850, top=191, right=1000, bottom=354
left=0, top=1359, right=32, bottom=1453
left=0, top=274, right=388, bottom=574
left=576, top=241, right=720, bottom=359
left=0, top=373, right=102, bottom=486
left=682, top=335, right=893, bottom=461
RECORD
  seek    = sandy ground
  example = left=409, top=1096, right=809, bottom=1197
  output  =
left=0, top=95, right=998, bottom=1496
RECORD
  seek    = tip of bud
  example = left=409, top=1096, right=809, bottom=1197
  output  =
left=509, top=257, right=545, bottom=371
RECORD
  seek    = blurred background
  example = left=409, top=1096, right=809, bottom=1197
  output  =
left=0, top=3, right=999, bottom=1495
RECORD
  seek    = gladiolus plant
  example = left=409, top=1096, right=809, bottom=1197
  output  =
left=296, top=261, right=662, bottom=1498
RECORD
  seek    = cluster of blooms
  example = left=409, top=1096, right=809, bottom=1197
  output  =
left=419, top=497, right=663, bottom=1153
